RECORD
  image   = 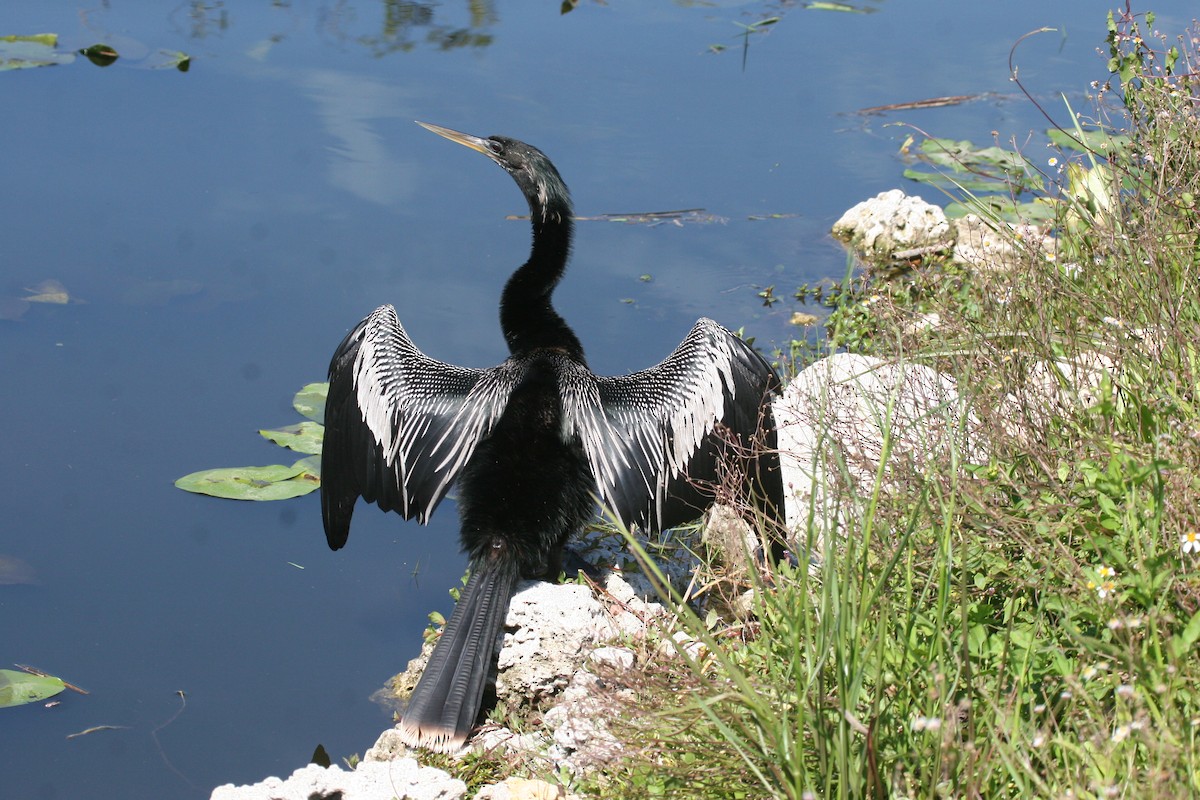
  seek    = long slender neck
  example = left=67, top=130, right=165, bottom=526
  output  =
left=499, top=192, right=585, bottom=361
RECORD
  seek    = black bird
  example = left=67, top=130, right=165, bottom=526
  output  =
left=320, top=122, right=784, bottom=753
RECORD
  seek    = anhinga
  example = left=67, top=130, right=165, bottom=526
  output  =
left=321, top=122, right=784, bottom=753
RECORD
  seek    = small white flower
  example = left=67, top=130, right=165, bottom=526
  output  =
left=1182, top=531, right=1200, bottom=554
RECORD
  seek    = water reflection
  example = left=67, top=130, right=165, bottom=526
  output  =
left=303, top=71, right=416, bottom=205
left=178, top=0, right=502, bottom=55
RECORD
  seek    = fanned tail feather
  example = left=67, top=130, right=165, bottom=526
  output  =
left=396, top=556, right=521, bottom=752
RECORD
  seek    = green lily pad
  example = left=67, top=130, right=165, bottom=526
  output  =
left=905, top=138, right=1042, bottom=195
left=79, top=43, right=118, bottom=67
left=292, top=383, right=328, bottom=424
left=0, top=669, right=65, bottom=708
left=0, top=34, right=75, bottom=70
left=1047, top=127, right=1129, bottom=155
left=294, top=455, right=321, bottom=480
left=259, top=421, right=324, bottom=455
left=944, top=196, right=1059, bottom=224
left=1, top=33, right=56, bottom=46
left=148, top=49, right=190, bottom=72
left=174, top=459, right=320, bottom=500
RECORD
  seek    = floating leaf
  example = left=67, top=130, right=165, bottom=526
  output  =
left=79, top=43, right=118, bottom=67
left=24, top=279, right=70, bottom=304
left=294, top=455, right=321, bottom=480
left=905, top=138, right=1043, bottom=195
left=174, top=459, right=320, bottom=500
left=292, top=383, right=328, bottom=424
left=805, top=2, right=876, bottom=12
left=0, top=669, right=65, bottom=708
left=148, top=49, right=190, bottom=72
left=259, top=421, right=324, bottom=455
left=903, top=167, right=1008, bottom=194
left=944, top=196, right=1058, bottom=224
left=1, top=33, right=57, bottom=46
left=1047, top=127, right=1129, bottom=154
left=0, top=34, right=74, bottom=70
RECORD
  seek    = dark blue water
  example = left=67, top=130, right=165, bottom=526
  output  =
left=1, top=2, right=1191, bottom=796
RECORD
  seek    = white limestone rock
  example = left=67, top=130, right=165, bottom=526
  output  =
left=774, top=353, right=988, bottom=555
left=952, top=213, right=1056, bottom=272
left=495, top=581, right=618, bottom=704
left=832, top=189, right=953, bottom=263
left=209, top=759, right=466, bottom=800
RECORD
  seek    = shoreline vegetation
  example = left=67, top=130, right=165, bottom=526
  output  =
left=583, top=10, right=1200, bottom=799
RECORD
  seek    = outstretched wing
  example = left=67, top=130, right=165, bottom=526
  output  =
left=321, top=305, right=519, bottom=550
left=563, top=317, right=782, bottom=534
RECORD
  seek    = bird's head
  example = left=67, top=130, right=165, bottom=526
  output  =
left=416, top=121, right=570, bottom=224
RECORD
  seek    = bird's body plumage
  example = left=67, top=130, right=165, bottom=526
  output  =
left=321, top=123, right=784, bottom=752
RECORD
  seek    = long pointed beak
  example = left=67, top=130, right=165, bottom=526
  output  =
left=416, top=121, right=492, bottom=157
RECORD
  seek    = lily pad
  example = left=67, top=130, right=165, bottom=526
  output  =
left=1047, top=127, right=1129, bottom=155
left=148, top=49, right=190, bottom=72
left=174, top=459, right=320, bottom=500
left=0, top=34, right=75, bottom=71
left=0, top=669, right=65, bottom=708
left=292, top=383, right=328, bottom=424
left=905, top=138, right=1042, bottom=195
left=24, top=279, right=70, bottom=305
left=259, top=421, right=324, bottom=455
left=944, top=196, right=1059, bottom=224
left=79, top=43, right=118, bottom=67
left=804, top=2, right=877, bottom=12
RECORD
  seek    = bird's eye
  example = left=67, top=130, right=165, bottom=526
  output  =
left=487, top=140, right=504, bottom=155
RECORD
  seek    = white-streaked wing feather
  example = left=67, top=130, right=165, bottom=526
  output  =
left=321, top=305, right=518, bottom=548
left=563, top=318, right=773, bottom=533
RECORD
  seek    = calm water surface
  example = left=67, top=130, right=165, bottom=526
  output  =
left=1, top=2, right=1192, bottom=796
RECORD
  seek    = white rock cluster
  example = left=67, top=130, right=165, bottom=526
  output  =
left=831, top=189, right=953, bottom=262
left=210, top=758, right=466, bottom=800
